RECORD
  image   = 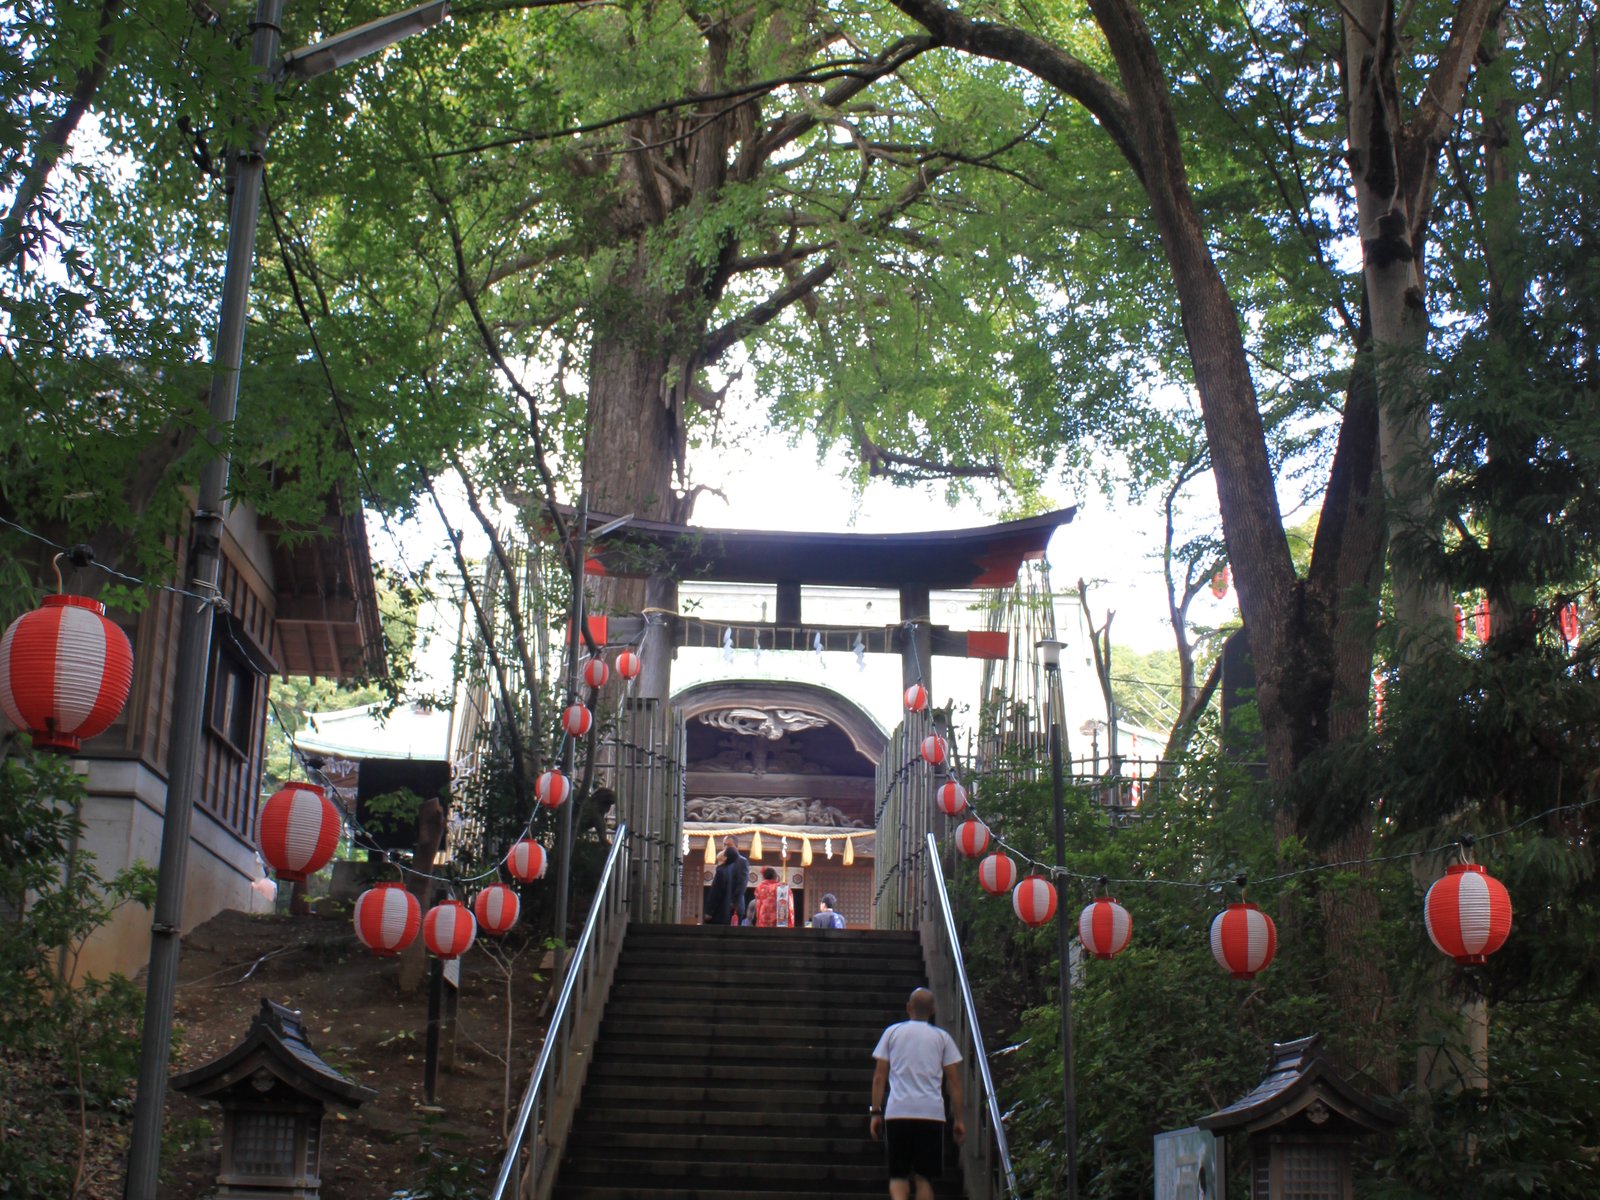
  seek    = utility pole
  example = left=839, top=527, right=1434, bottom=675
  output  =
left=123, top=4, right=447, bottom=1195
left=1036, top=637, right=1078, bottom=1200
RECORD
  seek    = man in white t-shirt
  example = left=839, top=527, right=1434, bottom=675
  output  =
left=869, top=987, right=965, bottom=1200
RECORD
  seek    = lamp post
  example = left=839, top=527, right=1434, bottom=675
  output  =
left=1036, top=636, right=1078, bottom=1200
left=123, top=3, right=448, bottom=1195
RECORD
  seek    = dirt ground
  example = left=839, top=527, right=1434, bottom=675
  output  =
left=159, top=906, right=550, bottom=1199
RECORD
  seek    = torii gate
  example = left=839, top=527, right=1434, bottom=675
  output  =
left=568, top=506, right=1078, bottom=696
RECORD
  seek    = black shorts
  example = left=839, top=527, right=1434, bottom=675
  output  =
left=885, top=1118, right=945, bottom=1181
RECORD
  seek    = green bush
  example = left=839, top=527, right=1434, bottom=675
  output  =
left=0, top=745, right=157, bottom=1198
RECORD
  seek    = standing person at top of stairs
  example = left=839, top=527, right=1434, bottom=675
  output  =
left=811, top=893, right=847, bottom=928
left=704, top=845, right=740, bottom=926
left=751, top=866, right=795, bottom=927
left=723, top=836, right=749, bottom=924
left=870, top=987, right=966, bottom=1200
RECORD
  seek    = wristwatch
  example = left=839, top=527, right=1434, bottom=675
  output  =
left=869, top=1106, right=883, bottom=1115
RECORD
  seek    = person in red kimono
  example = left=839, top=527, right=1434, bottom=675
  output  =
left=752, top=866, right=795, bottom=928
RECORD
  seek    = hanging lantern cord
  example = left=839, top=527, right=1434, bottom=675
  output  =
left=1234, top=873, right=1248, bottom=902
left=1097, top=874, right=1110, bottom=897
left=1456, top=835, right=1475, bottom=865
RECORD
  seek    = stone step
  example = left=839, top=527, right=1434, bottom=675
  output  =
left=585, top=1058, right=873, bottom=1088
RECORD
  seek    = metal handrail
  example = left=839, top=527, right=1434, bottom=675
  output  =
left=923, top=832, right=1019, bottom=1199
left=490, top=824, right=632, bottom=1200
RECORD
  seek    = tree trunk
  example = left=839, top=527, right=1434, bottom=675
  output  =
left=1343, top=0, right=1493, bottom=639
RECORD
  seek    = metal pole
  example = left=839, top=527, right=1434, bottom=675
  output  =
left=123, top=4, right=282, bottom=1192
left=1046, top=671, right=1079, bottom=1200
left=553, top=495, right=586, bottom=979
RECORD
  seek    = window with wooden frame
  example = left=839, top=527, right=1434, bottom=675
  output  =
left=206, top=625, right=261, bottom=758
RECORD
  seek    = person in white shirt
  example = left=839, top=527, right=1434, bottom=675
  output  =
left=869, top=987, right=966, bottom=1200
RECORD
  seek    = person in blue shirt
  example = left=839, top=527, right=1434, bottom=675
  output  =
left=810, top=893, right=846, bottom=928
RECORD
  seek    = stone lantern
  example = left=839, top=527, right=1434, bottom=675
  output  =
left=172, top=998, right=375, bottom=1199
left=1197, top=1034, right=1400, bottom=1200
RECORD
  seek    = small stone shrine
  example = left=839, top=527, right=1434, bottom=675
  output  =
left=1197, top=1034, right=1400, bottom=1200
left=172, top=998, right=375, bottom=1199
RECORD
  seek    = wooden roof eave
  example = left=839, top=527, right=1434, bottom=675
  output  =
left=547, top=503, right=1077, bottom=591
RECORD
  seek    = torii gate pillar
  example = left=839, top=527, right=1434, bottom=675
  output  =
left=900, top=584, right=932, bottom=696
left=639, top=573, right=677, bottom=704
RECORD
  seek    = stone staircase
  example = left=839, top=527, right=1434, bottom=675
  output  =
left=550, top=922, right=962, bottom=1200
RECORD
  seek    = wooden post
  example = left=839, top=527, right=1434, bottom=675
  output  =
left=424, top=956, right=443, bottom=1104
left=899, top=585, right=932, bottom=695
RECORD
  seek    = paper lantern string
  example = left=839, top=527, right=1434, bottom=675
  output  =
left=0, top=512, right=225, bottom=606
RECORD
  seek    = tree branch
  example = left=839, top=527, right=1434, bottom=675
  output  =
left=886, top=0, right=1146, bottom=183
left=0, top=0, right=123, bottom=269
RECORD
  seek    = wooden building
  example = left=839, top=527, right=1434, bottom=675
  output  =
left=15, top=493, right=384, bottom=980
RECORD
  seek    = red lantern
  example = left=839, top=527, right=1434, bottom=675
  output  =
left=1424, top=863, right=1512, bottom=965
left=1012, top=875, right=1057, bottom=927
left=615, top=649, right=642, bottom=680
left=1454, top=604, right=1467, bottom=643
left=1210, top=902, right=1277, bottom=980
left=582, top=657, right=610, bottom=689
left=352, top=883, right=420, bottom=957
left=423, top=899, right=476, bottom=959
left=1372, top=672, right=1386, bottom=732
left=904, top=684, right=929, bottom=712
left=1474, top=598, right=1492, bottom=641
left=978, top=853, right=1016, bottom=896
left=954, top=820, right=991, bottom=858
left=561, top=703, right=592, bottom=737
left=506, top=838, right=547, bottom=883
left=935, top=779, right=968, bottom=816
left=537, top=769, right=571, bottom=809
left=1210, top=564, right=1230, bottom=599
left=1078, top=897, right=1132, bottom=960
left=920, top=734, right=947, bottom=765
left=1560, top=602, right=1580, bottom=645
left=473, top=883, right=520, bottom=936
left=0, top=594, right=134, bottom=752
left=258, top=783, right=341, bottom=882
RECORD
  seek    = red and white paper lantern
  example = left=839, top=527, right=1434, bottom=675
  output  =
left=904, top=684, right=929, bottom=712
left=258, top=783, right=341, bottom=882
left=561, top=704, right=593, bottom=737
left=423, top=899, right=477, bottom=959
left=506, top=838, right=548, bottom=883
left=352, top=883, right=421, bottom=957
left=978, top=852, right=1016, bottom=896
left=955, top=820, right=991, bottom=859
left=920, top=734, right=947, bottom=765
left=935, top=779, right=968, bottom=816
left=1210, top=902, right=1277, bottom=980
left=615, top=650, right=642, bottom=680
left=0, top=594, right=134, bottom=752
left=1424, top=863, right=1512, bottom=965
left=582, top=657, right=610, bottom=689
left=1560, top=602, right=1580, bottom=645
left=537, top=769, right=571, bottom=809
left=1012, top=875, right=1058, bottom=927
left=473, top=883, right=521, bottom=936
left=1210, top=564, right=1230, bottom=599
left=1078, top=897, right=1133, bottom=960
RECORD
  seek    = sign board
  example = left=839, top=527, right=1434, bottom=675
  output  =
left=443, top=957, right=460, bottom=989
left=1154, top=1127, right=1224, bottom=1200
